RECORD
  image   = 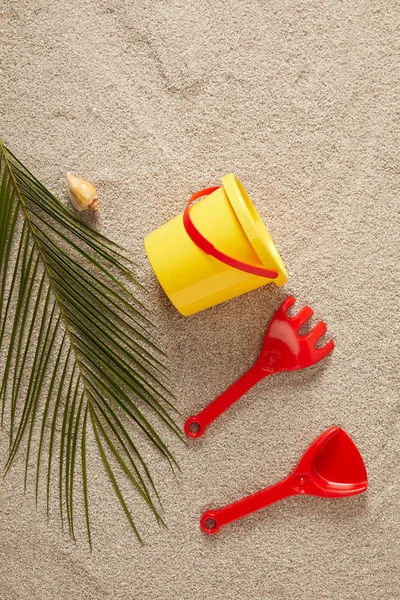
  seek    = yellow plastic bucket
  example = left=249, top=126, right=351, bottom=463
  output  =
left=144, top=174, right=288, bottom=316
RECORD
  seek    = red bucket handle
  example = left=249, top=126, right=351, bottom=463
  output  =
left=183, top=187, right=279, bottom=280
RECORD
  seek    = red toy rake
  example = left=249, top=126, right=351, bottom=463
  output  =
left=200, top=426, right=368, bottom=534
left=185, top=297, right=334, bottom=438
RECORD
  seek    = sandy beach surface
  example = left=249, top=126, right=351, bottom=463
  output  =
left=0, top=1, right=399, bottom=599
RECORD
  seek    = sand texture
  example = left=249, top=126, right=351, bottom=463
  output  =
left=0, top=1, right=399, bottom=599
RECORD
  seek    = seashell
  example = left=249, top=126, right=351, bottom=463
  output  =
left=66, top=172, right=99, bottom=212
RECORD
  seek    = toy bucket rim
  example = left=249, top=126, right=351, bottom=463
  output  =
left=222, top=173, right=288, bottom=283
left=183, top=187, right=279, bottom=280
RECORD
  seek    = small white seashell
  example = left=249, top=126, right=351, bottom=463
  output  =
left=66, top=172, right=99, bottom=212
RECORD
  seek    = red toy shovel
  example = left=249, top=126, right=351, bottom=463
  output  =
left=200, top=426, right=368, bottom=534
left=185, top=297, right=334, bottom=438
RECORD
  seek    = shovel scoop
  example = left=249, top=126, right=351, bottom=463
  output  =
left=185, top=296, right=334, bottom=438
left=200, top=426, right=368, bottom=534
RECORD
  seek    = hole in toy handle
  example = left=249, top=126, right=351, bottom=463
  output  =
left=183, top=187, right=279, bottom=280
left=184, top=415, right=206, bottom=438
left=200, top=510, right=221, bottom=535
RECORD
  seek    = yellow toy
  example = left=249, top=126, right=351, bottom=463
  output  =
left=144, top=174, right=288, bottom=316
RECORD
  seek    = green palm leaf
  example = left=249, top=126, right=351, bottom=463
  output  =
left=0, top=139, right=182, bottom=547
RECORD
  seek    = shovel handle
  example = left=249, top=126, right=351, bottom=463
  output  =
left=183, top=187, right=279, bottom=280
left=184, top=363, right=266, bottom=438
left=200, top=476, right=297, bottom=534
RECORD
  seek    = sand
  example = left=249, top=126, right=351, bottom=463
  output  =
left=0, top=1, right=399, bottom=599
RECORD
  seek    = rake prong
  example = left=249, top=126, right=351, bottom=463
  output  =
left=280, top=296, right=296, bottom=314
left=306, top=321, right=327, bottom=344
left=292, top=306, right=314, bottom=329
left=316, top=339, right=335, bottom=359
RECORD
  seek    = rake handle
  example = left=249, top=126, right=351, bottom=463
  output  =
left=184, top=363, right=269, bottom=438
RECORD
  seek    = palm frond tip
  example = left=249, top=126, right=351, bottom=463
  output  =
left=0, top=140, right=181, bottom=546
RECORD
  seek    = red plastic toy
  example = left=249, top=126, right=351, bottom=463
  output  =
left=183, top=187, right=279, bottom=279
left=185, top=297, right=334, bottom=438
left=200, top=426, right=368, bottom=534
